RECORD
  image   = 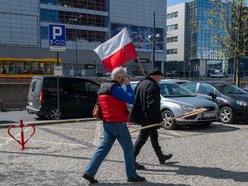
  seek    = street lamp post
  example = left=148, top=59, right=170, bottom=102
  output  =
left=151, top=11, right=156, bottom=70
left=152, top=11, right=156, bottom=70
left=69, top=15, right=82, bottom=76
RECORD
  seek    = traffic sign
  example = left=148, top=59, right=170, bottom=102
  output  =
left=49, top=24, right=66, bottom=52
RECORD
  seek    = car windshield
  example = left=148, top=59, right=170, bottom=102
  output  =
left=130, top=82, right=138, bottom=90
left=212, top=83, right=247, bottom=94
left=160, top=83, right=196, bottom=97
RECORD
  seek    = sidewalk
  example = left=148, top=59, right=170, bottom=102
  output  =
left=0, top=121, right=248, bottom=185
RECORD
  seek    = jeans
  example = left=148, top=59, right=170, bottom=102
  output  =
left=84, top=121, right=137, bottom=180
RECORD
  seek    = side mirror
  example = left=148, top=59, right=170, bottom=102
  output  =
left=207, top=92, right=217, bottom=100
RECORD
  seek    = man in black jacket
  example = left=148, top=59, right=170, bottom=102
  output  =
left=130, top=69, right=172, bottom=170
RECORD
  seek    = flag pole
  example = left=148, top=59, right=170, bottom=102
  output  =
left=136, top=57, right=146, bottom=77
left=130, top=108, right=208, bottom=133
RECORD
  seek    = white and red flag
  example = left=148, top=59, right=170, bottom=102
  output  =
left=93, top=27, right=137, bottom=72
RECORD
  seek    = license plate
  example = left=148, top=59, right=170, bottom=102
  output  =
left=203, top=112, right=215, bottom=117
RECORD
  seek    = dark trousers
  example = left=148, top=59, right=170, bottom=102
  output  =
left=134, top=127, right=163, bottom=160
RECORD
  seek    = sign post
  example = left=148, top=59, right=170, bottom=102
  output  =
left=49, top=24, right=66, bottom=74
left=49, top=24, right=66, bottom=120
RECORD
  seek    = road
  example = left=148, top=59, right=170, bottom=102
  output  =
left=0, top=110, right=37, bottom=125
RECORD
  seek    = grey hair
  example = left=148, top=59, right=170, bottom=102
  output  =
left=111, top=66, right=127, bottom=80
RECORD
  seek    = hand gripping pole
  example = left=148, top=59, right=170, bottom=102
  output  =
left=8, top=119, right=36, bottom=150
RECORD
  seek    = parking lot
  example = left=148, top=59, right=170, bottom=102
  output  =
left=0, top=121, right=248, bottom=185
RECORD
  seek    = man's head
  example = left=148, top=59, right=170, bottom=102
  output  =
left=111, top=66, right=127, bottom=85
left=148, top=69, right=163, bottom=83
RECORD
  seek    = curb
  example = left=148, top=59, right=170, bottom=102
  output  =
left=0, top=117, right=98, bottom=129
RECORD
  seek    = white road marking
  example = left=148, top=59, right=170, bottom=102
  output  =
left=38, top=126, right=96, bottom=132
left=93, top=121, right=103, bottom=146
left=29, top=139, right=88, bottom=147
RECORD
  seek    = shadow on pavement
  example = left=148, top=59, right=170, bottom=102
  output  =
left=164, top=162, right=248, bottom=183
left=176, top=123, right=240, bottom=134
left=96, top=182, right=187, bottom=185
left=0, top=150, right=126, bottom=164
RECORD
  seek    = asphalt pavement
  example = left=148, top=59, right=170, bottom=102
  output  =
left=0, top=110, right=95, bottom=127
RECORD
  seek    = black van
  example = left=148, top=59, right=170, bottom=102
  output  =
left=26, top=76, right=100, bottom=120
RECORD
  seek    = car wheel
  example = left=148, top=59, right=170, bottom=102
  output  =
left=219, top=106, right=234, bottom=124
left=47, top=106, right=61, bottom=120
left=161, top=110, right=177, bottom=130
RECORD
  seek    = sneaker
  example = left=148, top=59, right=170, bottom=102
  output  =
left=159, top=153, right=173, bottom=164
left=128, top=175, right=146, bottom=182
left=135, top=162, right=146, bottom=170
left=82, top=173, right=98, bottom=184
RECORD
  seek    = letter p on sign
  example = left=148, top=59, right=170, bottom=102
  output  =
left=53, top=26, right=62, bottom=39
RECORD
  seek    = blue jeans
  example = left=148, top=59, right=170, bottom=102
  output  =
left=84, top=121, right=137, bottom=180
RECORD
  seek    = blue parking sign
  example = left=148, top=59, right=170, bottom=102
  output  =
left=49, top=24, right=66, bottom=52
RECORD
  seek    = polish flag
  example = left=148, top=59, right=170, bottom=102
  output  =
left=94, top=27, right=137, bottom=72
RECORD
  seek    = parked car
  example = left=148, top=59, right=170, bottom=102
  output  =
left=182, top=81, right=248, bottom=124
left=130, top=80, right=219, bottom=130
left=242, top=84, right=248, bottom=93
left=210, top=74, right=226, bottom=78
left=26, top=76, right=100, bottom=120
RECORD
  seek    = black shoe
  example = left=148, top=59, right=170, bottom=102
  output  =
left=128, top=175, right=146, bottom=182
left=135, top=162, right=146, bottom=170
left=83, top=173, right=98, bottom=184
left=159, top=153, right=173, bottom=164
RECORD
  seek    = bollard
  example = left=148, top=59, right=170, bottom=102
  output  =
left=8, top=120, right=36, bottom=150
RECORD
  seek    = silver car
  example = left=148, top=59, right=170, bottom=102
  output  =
left=130, top=80, right=219, bottom=130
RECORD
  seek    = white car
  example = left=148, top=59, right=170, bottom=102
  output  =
left=130, top=80, right=219, bottom=130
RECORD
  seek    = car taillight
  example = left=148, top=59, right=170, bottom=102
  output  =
left=39, top=91, right=44, bottom=105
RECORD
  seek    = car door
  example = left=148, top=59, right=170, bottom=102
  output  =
left=82, top=80, right=99, bottom=116
left=61, top=78, right=85, bottom=116
left=196, top=83, right=224, bottom=107
left=183, top=82, right=217, bottom=103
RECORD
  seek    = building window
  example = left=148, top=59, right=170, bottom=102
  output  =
left=40, top=0, right=107, bottom=11
left=167, top=36, right=178, bottom=43
left=167, top=11, right=178, bottom=19
left=40, top=9, right=107, bottom=27
left=167, top=49, right=178, bottom=54
left=167, top=24, right=178, bottom=31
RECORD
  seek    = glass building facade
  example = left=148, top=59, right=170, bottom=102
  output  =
left=40, top=0, right=109, bottom=46
left=0, top=0, right=167, bottom=77
left=40, top=1, right=108, bottom=43
left=186, top=0, right=225, bottom=77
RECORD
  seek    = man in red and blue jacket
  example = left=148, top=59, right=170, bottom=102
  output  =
left=83, top=66, right=146, bottom=184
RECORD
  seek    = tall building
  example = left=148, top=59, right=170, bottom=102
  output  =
left=0, top=0, right=167, bottom=77
left=166, top=3, right=186, bottom=77
left=167, top=0, right=226, bottom=77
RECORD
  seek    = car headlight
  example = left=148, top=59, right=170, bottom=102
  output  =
left=181, top=105, right=195, bottom=112
left=236, top=100, right=248, bottom=107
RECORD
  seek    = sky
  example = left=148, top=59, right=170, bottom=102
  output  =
left=167, top=0, right=192, bottom=6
